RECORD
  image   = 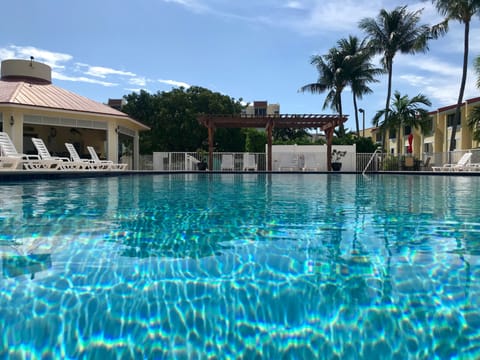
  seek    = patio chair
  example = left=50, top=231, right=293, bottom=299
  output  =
left=432, top=152, right=472, bottom=172
left=420, top=156, right=431, bottom=171
left=0, top=132, right=23, bottom=170
left=243, top=153, right=257, bottom=171
left=87, top=146, right=127, bottom=170
left=0, top=132, right=59, bottom=170
left=221, top=154, right=234, bottom=171
left=31, top=138, right=86, bottom=170
left=302, top=154, right=321, bottom=171
left=64, top=143, right=97, bottom=170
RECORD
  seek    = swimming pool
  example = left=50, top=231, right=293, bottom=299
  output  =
left=1, top=173, right=479, bottom=359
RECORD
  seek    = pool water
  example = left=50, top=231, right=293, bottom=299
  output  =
left=1, top=174, right=480, bottom=359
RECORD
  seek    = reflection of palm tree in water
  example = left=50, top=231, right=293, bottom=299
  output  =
left=321, top=176, right=377, bottom=307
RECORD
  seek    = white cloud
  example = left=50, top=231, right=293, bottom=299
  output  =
left=158, top=79, right=191, bottom=88
left=129, top=77, right=148, bottom=87
left=283, top=1, right=304, bottom=10
left=0, top=45, right=72, bottom=70
left=398, top=55, right=462, bottom=77
left=162, top=0, right=207, bottom=13
left=84, top=66, right=136, bottom=79
left=52, top=71, right=117, bottom=87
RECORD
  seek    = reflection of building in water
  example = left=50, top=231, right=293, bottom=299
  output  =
left=2, top=254, right=52, bottom=279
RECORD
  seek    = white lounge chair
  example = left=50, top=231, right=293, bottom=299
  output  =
left=31, top=138, right=86, bottom=170
left=243, top=153, right=257, bottom=171
left=221, top=154, right=234, bottom=171
left=432, top=152, right=472, bottom=172
left=87, top=146, right=127, bottom=170
left=0, top=132, right=23, bottom=170
left=302, top=153, right=321, bottom=171
left=0, top=132, right=59, bottom=170
left=65, top=143, right=97, bottom=170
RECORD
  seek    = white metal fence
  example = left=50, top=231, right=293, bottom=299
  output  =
left=137, top=149, right=480, bottom=172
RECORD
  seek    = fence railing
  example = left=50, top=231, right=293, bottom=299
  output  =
left=138, top=150, right=480, bottom=172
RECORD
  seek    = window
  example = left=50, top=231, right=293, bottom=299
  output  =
left=389, top=129, right=396, bottom=139
left=375, top=133, right=382, bottom=143
left=254, top=107, right=267, bottom=116
left=447, top=113, right=461, bottom=127
left=404, top=125, right=412, bottom=135
left=423, top=118, right=434, bottom=136
left=423, top=143, right=432, bottom=153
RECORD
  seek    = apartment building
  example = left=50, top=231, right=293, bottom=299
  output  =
left=242, top=101, right=280, bottom=116
left=364, top=97, right=480, bottom=158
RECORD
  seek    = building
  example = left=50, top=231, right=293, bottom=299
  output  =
left=242, top=101, right=280, bottom=116
left=364, top=97, right=480, bottom=158
left=0, top=59, right=149, bottom=169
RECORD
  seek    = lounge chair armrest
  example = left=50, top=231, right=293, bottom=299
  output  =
left=23, top=154, right=40, bottom=160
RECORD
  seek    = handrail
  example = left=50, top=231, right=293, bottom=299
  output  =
left=362, top=148, right=382, bottom=175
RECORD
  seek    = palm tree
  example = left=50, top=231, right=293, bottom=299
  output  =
left=430, top=0, right=480, bottom=151
left=359, top=6, right=431, bottom=148
left=300, top=47, right=349, bottom=136
left=372, top=91, right=432, bottom=155
left=336, top=35, right=383, bottom=136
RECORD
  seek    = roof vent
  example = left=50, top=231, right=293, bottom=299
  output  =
left=1, top=59, right=52, bottom=84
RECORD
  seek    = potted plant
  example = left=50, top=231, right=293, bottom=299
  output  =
left=331, top=149, right=346, bottom=171
left=196, top=149, right=208, bottom=170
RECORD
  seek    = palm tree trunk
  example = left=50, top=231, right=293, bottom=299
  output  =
left=337, top=95, right=345, bottom=137
left=397, top=125, right=402, bottom=156
left=353, top=94, right=360, bottom=136
left=383, top=59, right=393, bottom=152
left=450, top=21, right=470, bottom=152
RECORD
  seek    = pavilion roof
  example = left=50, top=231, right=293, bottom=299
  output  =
left=198, top=113, right=348, bottom=131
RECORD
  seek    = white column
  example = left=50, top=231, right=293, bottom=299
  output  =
left=133, top=131, right=139, bottom=170
left=106, top=122, right=118, bottom=162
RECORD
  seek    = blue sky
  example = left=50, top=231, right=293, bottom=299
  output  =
left=1, top=0, right=479, bottom=132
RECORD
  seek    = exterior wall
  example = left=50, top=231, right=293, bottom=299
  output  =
left=0, top=106, right=141, bottom=169
left=243, top=101, right=280, bottom=116
left=270, top=144, right=356, bottom=171
left=362, top=97, right=480, bottom=157
left=1, top=59, right=51, bottom=83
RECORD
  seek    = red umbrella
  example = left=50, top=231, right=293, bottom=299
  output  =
left=407, top=133, right=413, bottom=153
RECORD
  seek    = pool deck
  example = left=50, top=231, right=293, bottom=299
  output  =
left=1, top=169, right=480, bottom=181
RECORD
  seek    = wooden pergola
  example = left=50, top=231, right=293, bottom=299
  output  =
left=197, top=114, right=348, bottom=171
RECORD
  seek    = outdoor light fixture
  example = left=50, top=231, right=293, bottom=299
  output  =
left=9, top=116, right=14, bottom=126
left=359, top=108, right=365, bottom=137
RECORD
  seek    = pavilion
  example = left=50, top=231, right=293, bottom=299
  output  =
left=198, top=113, right=348, bottom=171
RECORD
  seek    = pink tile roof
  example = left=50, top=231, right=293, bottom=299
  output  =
left=0, top=79, right=129, bottom=118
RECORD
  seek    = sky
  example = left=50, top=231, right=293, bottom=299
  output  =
left=1, top=0, right=479, bottom=132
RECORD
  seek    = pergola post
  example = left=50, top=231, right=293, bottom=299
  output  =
left=208, top=125, right=215, bottom=170
left=266, top=119, right=273, bottom=171
left=325, top=127, right=334, bottom=171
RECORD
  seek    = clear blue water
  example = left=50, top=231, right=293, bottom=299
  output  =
left=1, top=174, right=480, bottom=359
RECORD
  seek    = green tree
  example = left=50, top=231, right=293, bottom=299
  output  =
left=122, top=86, right=244, bottom=153
left=430, top=0, right=480, bottom=151
left=336, top=35, right=383, bottom=136
left=299, top=47, right=349, bottom=136
left=372, top=91, right=432, bottom=155
left=273, top=128, right=310, bottom=142
left=244, top=129, right=267, bottom=152
left=359, top=6, right=431, bottom=148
